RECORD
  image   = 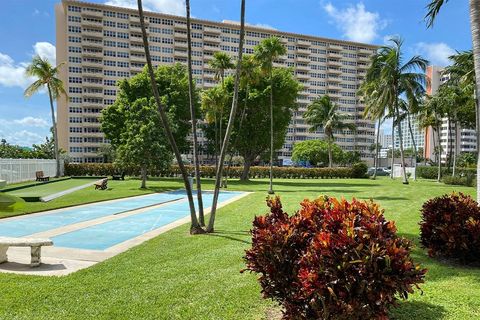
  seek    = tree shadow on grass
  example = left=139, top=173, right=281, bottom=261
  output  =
left=204, top=230, right=251, bottom=245
left=358, top=196, right=409, bottom=201
left=390, top=301, right=446, bottom=320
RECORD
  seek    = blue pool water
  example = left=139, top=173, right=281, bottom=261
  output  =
left=0, top=190, right=244, bottom=250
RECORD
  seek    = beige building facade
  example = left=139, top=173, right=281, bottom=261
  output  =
left=55, top=0, right=377, bottom=164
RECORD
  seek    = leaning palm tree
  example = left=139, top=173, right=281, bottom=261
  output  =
left=304, top=95, right=356, bottom=167
left=201, top=86, right=227, bottom=164
left=24, top=56, right=66, bottom=178
left=137, top=0, right=203, bottom=234
left=185, top=0, right=205, bottom=226
left=365, top=37, right=428, bottom=184
left=209, top=52, right=235, bottom=166
left=254, top=37, right=287, bottom=194
left=425, top=0, right=480, bottom=197
left=206, top=0, right=246, bottom=233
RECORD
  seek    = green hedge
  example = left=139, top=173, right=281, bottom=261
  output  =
left=65, top=162, right=368, bottom=179
left=417, top=166, right=476, bottom=179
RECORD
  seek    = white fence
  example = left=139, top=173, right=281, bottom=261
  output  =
left=0, top=159, right=63, bottom=184
left=393, top=165, right=416, bottom=179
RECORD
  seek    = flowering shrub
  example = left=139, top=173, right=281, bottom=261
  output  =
left=420, top=193, right=480, bottom=262
left=244, top=196, right=426, bottom=320
left=65, top=163, right=367, bottom=179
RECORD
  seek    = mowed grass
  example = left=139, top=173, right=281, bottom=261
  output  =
left=0, top=177, right=479, bottom=319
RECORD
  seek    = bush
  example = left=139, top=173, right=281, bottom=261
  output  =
left=442, top=174, right=475, bottom=187
left=244, top=196, right=426, bottom=320
left=420, top=193, right=480, bottom=262
left=417, top=166, right=476, bottom=179
left=65, top=163, right=369, bottom=179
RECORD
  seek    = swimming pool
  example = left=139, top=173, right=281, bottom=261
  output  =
left=0, top=190, right=245, bottom=251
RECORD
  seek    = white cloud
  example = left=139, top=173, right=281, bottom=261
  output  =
left=13, top=117, right=49, bottom=127
left=323, top=2, right=387, bottom=43
left=0, top=42, right=56, bottom=89
left=414, top=42, right=456, bottom=66
left=250, top=23, right=276, bottom=30
left=2, top=130, right=44, bottom=146
left=105, top=0, right=185, bottom=16
left=33, top=42, right=56, bottom=65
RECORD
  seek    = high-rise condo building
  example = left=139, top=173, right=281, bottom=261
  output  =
left=424, top=66, right=476, bottom=162
left=55, top=0, right=377, bottom=164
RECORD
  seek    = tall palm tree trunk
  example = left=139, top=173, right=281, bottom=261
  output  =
left=469, top=0, right=480, bottom=201
left=395, top=100, right=409, bottom=184
left=47, top=85, right=60, bottom=177
left=407, top=113, right=418, bottom=181
left=207, top=0, right=245, bottom=233
left=327, top=136, right=333, bottom=168
left=185, top=0, right=205, bottom=226
left=447, top=116, right=453, bottom=171
left=137, top=0, right=203, bottom=234
left=452, top=121, right=458, bottom=177
left=390, top=113, right=395, bottom=179
left=436, top=123, right=442, bottom=182
left=268, top=75, right=275, bottom=194
left=373, top=118, right=381, bottom=180
left=140, top=165, right=147, bottom=188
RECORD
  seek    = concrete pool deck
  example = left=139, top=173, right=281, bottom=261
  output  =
left=0, top=191, right=250, bottom=276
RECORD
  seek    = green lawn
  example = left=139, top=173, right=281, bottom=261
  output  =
left=7, top=178, right=100, bottom=197
left=0, top=177, right=479, bottom=319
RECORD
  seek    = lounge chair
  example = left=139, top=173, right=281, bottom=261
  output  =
left=35, top=171, right=50, bottom=182
left=94, top=178, right=108, bottom=190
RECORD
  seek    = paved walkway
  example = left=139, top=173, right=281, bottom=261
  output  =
left=0, top=191, right=250, bottom=276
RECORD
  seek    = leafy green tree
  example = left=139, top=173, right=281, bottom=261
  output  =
left=304, top=95, right=356, bottom=168
left=24, top=56, right=66, bottom=177
left=254, top=36, right=287, bottom=194
left=292, top=140, right=343, bottom=166
left=213, top=68, right=301, bottom=180
left=101, top=63, right=196, bottom=198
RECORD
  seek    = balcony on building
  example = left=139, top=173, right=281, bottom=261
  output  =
left=174, top=41, right=188, bottom=49
left=295, top=64, right=310, bottom=72
left=80, top=9, right=103, bottom=18
left=327, top=67, right=342, bottom=75
left=82, top=48, right=103, bottom=58
left=174, top=22, right=187, bottom=31
left=130, top=53, right=146, bottom=63
left=295, top=56, right=311, bottom=64
left=297, top=39, right=311, bottom=47
left=327, top=51, right=342, bottom=59
left=129, top=15, right=148, bottom=24
left=296, top=47, right=311, bottom=55
left=174, top=50, right=188, bottom=58
left=327, top=59, right=342, bottom=67
left=204, top=26, right=221, bottom=35
left=174, top=32, right=187, bottom=40
left=130, top=44, right=145, bottom=53
left=81, top=28, right=103, bottom=38
left=82, top=58, right=103, bottom=68
left=81, top=18, right=103, bottom=28
left=358, top=48, right=372, bottom=55
left=204, top=36, right=221, bottom=44
left=295, top=72, right=310, bottom=80
left=328, top=43, right=343, bottom=51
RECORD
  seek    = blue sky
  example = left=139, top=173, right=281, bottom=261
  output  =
left=0, top=0, right=472, bottom=146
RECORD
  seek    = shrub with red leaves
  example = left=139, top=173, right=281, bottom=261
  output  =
left=420, top=192, right=480, bottom=262
left=244, top=196, right=426, bottom=320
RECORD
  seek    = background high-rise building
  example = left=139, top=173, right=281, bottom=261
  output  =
left=394, top=114, right=425, bottom=150
left=55, top=0, right=377, bottom=164
left=424, top=66, right=476, bottom=162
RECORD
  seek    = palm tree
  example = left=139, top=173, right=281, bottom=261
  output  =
left=365, top=37, right=428, bottom=184
left=209, top=52, right=235, bottom=167
left=425, top=0, right=480, bottom=197
left=24, top=56, right=66, bottom=178
left=201, top=86, right=227, bottom=163
left=359, top=79, right=385, bottom=179
left=185, top=0, right=205, bottom=226
left=254, top=37, right=287, bottom=194
left=207, top=0, right=246, bottom=233
left=137, top=0, right=203, bottom=234
left=304, top=95, right=356, bottom=167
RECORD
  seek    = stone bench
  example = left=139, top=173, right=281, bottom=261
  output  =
left=0, top=237, right=53, bottom=267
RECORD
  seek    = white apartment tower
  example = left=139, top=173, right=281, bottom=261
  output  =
left=55, top=0, right=377, bottom=164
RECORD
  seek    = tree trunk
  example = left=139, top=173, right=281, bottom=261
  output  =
left=47, top=85, right=60, bottom=177
left=327, top=137, right=333, bottom=168
left=436, top=123, right=442, bottom=182
left=373, top=118, right=381, bottom=180
left=395, top=105, right=409, bottom=184
left=447, top=115, right=453, bottom=171
left=452, top=121, right=458, bottom=177
left=241, top=158, right=252, bottom=181
left=140, top=165, right=147, bottom=188
left=469, top=0, right=480, bottom=201
left=137, top=0, right=203, bottom=234
left=268, top=74, right=275, bottom=194
left=390, top=113, right=395, bottom=179
left=206, top=0, right=245, bottom=233
left=185, top=0, right=205, bottom=226
left=407, top=112, right=417, bottom=181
